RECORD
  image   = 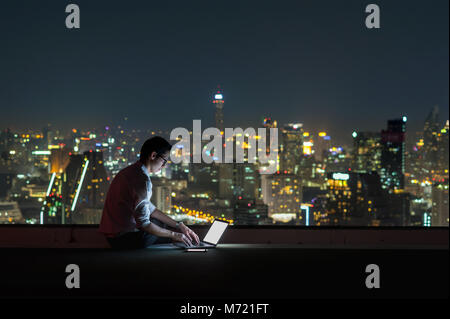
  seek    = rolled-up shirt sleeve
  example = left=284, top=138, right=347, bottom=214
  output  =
left=132, top=177, right=155, bottom=229
left=134, top=200, right=152, bottom=229
left=148, top=200, right=156, bottom=215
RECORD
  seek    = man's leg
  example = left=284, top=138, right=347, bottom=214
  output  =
left=107, top=231, right=147, bottom=249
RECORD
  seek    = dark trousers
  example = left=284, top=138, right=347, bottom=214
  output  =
left=106, top=218, right=173, bottom=249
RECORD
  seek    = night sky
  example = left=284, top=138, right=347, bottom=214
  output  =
left=0, top=0, right=448, bottom=144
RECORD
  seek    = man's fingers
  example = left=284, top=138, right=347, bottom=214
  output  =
left=183, top=235, right=192, bottom=246
left=191, top=231, right=200, bottom=244
left=187, top=229, right=199, bottom=244
left=193, top=232, right=200, bottom=245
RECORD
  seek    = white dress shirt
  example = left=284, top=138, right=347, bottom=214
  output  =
left=99, top=161, right=156, bottom=237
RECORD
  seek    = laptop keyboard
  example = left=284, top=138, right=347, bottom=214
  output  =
left=175, top=242, right=208, bottom=248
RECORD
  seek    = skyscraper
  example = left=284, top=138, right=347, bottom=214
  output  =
left=213, top=87, right=224, bottom=132
left=63, top=150, right=109, bottom=224
left=261, top=171, right=302, bottom=222
left=431, top=179, right=449, bottom=226
left=423, top=106, right=440, bottom=166
left=325, top=171, right=407, bottom=226
left=315, top=132, right=332, bottom=162
left=351, top=132, right=382, bottom=173
left=380, top=118, right=406, bottom=192
left=152, top=178, right=173, bottom=215
left=437, top=120, right=449, bottom=172
left=280, top=123, right=303, bottom=174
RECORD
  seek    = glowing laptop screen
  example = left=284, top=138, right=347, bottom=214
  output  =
left=203, top=220, right=228, bottom=244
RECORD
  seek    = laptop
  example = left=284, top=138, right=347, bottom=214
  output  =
left=174, top=219, right=229, bottom=249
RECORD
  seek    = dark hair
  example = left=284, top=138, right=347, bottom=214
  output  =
left=139, top=136, right=172, bottom=164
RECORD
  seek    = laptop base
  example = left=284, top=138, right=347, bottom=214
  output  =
left=173, top=242, right=216, bottom=249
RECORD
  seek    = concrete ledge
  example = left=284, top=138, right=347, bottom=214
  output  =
left=0, top=225, right=448, bottom=248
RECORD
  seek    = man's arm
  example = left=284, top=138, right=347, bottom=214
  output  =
left=141, top=221, right=175, bottom=238
left=141, top=220, right=193, bottom=246
left=151, top=209, right=200, bottom=245
left=151, top=209, right=178, bottom=229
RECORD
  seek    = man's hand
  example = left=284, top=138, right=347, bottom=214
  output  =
left=171, top=232, right=193, bottom=246
left=178, top=223, right=200, bottom=245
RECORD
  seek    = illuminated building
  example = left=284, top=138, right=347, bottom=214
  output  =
left=259, top=117, right=279, bottom=174
left=278, top=122, right=324, bottom=187
left=279, top=123, right=303, bottom=174
left=261, top=172, right=302, bottom=221
left=351, top=132, right=382, bottom=173
left=314, top=132, right=332, bottom=161
left=232, top=163, right=259, bottom=200
left=49, top=149, right=71, bottom=174
left=213, top=87, right=224, bottom=132
left=323, top=146, right=351, bottom=174
left=219, top=127, right=260, bottom=202
left=22, top=184, right=47, bottom=198
left=431, top=179, right=449, bottom=226
left=422, top=106, right=440, bottom=167
left=0, top=167, right=14, bottom=199
left=0, top=201, right=24, bottom=224
left=41, top=173, right=64, bottom=224
left=404, top=131, right=427, bottom=197
left=380, top=118, right=406, bottom=192
left=189, top=162, right=220, bottom=197
left=302, top=139, right=313, bottom=156
left=325, top=171, right=409, bottom=226
left=62, top=150, right=109, bottom=224
left=409, top=196, right=431, bottom=227
left=437, top=120, right=449, bottom=172
left=301, top=187, right=328, bottom=226
left=152, top=178, right=172, bottom=215
left=233, top=199, right=268, bottom=225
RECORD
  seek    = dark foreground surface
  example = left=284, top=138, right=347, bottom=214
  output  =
left=0, top=244, right=448, bottom=300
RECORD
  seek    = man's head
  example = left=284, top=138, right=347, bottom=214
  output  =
left=139, top=136, right=172, bottom=173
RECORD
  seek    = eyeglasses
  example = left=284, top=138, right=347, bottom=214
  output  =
left=157, top=154, right=168, bottom=166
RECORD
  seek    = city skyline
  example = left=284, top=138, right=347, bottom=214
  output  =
left=0, top=104, right=447, bottom=150
left=1, top=102, right=448, bottom=227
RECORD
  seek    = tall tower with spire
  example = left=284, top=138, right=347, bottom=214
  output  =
left=213, top=86, right=224, bottom=131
